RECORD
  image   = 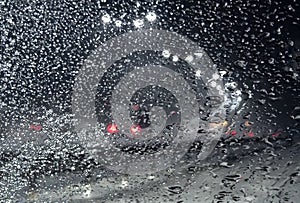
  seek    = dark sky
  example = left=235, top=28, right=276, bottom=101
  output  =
left=0, top=0, right=299, bottom=125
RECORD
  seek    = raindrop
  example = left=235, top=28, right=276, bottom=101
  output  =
left=115, top=20, right=122, bottom=27
left=102, top=14, right=111, bottom=24
left=162, top=50, right=171, bottom=58
left=146, top=12, right=157, bottom=22
left=133, top=19, right=144, bottom=28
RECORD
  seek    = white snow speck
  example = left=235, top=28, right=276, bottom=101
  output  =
left=194, top=52, right=203, bottom=58
left=162, top=50, right=171, bottom=58
left=102, top=14, right=111, bottom=24
left=146, top=12, right=157, bottom=22
left=195, top=70, right=202, bottom=77
left=115, top=20, right=122, bottom=27
left=172, top=55, right=179, bottom=62
left=185, top=55, right=194, bottom=63
left=133, top=19, right=144, bottom=28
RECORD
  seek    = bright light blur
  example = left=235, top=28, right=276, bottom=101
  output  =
left=133, top=19, right=144, bottom=28
left=146, top=12, right=157, bottom=22
left=102, top=14, right=111, bottom=24
left=107, top=123, right=119, bottom=134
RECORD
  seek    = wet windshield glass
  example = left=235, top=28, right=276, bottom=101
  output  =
left=0, top=0, right=299, bottom=202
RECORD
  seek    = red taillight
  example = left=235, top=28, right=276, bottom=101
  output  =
left=107, top=123, right=119, bottom=134
left=230, top=130, right=237, bottom=136
left=272, top=130, right=282, bottom=138
left=130, top=124, right=142, bottom=136
left=247, top=131, right=254, bottom=137
left=29, top=124, right=42, bottom=131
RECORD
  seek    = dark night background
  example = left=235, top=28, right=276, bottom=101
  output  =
left=0, top=0, right=299, bottom=130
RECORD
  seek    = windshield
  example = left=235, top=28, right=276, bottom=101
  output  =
left=1, top=0, right=299, bottom=202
